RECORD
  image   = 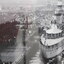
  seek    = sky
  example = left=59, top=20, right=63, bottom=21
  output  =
left=0, top=0, right=60, bottom=7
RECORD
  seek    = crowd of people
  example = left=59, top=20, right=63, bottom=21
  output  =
left=0, top=20, right=19, bottom=47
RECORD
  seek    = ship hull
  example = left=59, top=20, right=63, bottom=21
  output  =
left=40, top=41, right=63, bottom=57
left=39, top=41, right=64, bottom=64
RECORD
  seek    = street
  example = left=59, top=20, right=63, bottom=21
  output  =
left=17, top=26, right=41, bottom=64
left=0, top=23, right=42, bottom=64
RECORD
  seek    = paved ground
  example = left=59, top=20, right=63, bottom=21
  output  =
left=29, top=50, right=44, bottom=64
left=0, top=43, right=24, bottom=62
left=0, top=25, right=39, bottom=64
left=17, top=27, right=42, bottom=64
left=0, top=28, right=30, bottom=63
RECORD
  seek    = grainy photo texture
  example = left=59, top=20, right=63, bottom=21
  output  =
left=0, top=0, right=64, bottom=64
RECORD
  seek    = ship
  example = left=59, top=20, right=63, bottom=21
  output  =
left=40, top=0, right=64, bottom=64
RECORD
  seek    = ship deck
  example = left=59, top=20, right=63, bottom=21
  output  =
left=41, top=35, right=64, bottom=46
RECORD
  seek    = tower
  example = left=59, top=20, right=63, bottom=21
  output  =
left=54, top=0, right=63, bottom=24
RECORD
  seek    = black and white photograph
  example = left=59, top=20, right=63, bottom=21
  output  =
left=0, top=0, right=64, bottom=64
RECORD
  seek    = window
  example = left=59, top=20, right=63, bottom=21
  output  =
left=59, top=33, right=60, bottom=37
left=47, top=46, right=50, bottom=49
left=52, top=45, right=54, bottom=48
left=52, top=34, right=54, bottom=38
left=47, top=34, right=51, bottom=39
left=55, top=44, right=58, bottom=49
left=56, top=34, right=58, bottom=38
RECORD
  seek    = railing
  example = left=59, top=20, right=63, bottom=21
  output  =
left=46, top=41, right=64, bottom=52
left=43, top=33, right=63, bottom=39
left=40, top=39, right=64, bottom=52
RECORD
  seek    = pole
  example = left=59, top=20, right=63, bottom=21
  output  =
left=22, top=29, right=26, bottom=64
left=22, top=29, right=26, bottom=47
